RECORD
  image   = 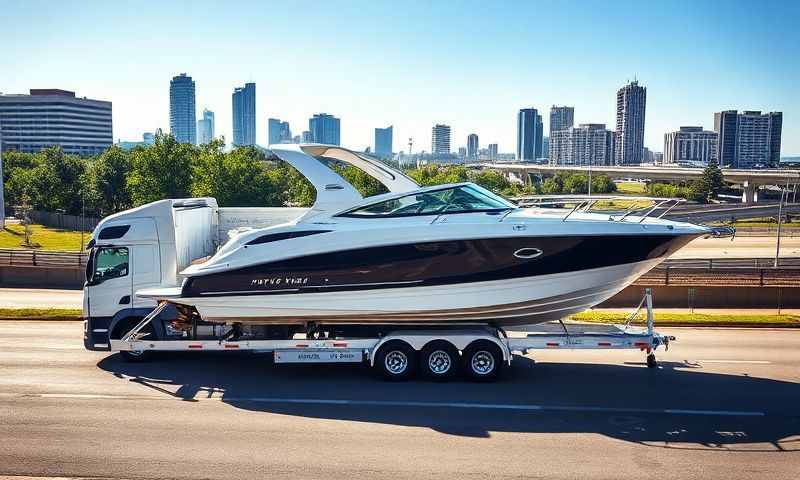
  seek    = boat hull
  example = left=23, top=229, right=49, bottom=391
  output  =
left=171, top=258, right=663, bottom=326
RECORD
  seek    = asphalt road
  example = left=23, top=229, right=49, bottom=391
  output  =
left=0, top=321, right=798, bottom=479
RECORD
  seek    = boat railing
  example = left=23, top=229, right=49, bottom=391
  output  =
left=514, top=195, right=685, bottom=223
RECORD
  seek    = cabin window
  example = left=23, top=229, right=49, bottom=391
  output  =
left=90, top=247, right=129, bottom=284
left=98, top=225, right=131, bottom=240
left=339, top=184, right=513, bottom=218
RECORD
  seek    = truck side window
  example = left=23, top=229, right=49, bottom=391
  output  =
left=92, top=247, right=129, bottom=284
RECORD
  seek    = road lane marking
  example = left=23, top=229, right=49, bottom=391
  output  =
left=699, top=360, right=772, bottom=364
left=0, top=392, right=767, bottom=417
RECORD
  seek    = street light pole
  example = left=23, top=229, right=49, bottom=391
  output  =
left=774, top=178, right=788, bottom=268
left=587, top=158, right=592, bottom=197
left=0, top=130, right=5, bottom=230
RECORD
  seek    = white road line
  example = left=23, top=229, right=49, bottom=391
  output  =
left=0, top=392, right=767, bottom=417
left=699, top=360, right=772, bottom=364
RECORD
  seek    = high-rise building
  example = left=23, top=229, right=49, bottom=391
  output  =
left=375, top=125, right=393, bottom=157
left=663, top=126, right=718, bottom=166
left=768, top=112, right=782, bottom=165
left=232, top=83, right=256, bottom=146
left=467, top=133, right=479, bottom=159
left=431, top=124, right=451, bottom=155
left=714, top=110, right=783, bottom=168
left=488, top=143, right=498, bottom=161
left=549, top=105, right=574, bottom=134
left=301, top=130, right=313, bottom=143
left=143, top=132, right=155, bottom=145
left=714, top=110, right=738, bottom=167
left=268, top=118, right=281, bottom=145
left=615, top=80, right=646, bottom=165
left=268, top=118, right=291, bottom=145
left=169, top=73, right=196, bottom=144
left=517, top=108, right=543, bottom=161
left=542, top=136, right=549, bottom=158
left=309, top=113, right=340, bottom=145
left=458, top=146, right=467, bottom=159
left=0, top=89, right=112, bottom=156
left=196, top=109, right=215, bottom=145
left=549, top=124, right=615, bottom=166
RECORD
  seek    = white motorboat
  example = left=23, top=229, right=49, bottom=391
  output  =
left=139, top=144, right=712, bottom=327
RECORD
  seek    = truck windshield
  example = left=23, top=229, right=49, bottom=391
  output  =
left=89, top=247, right=129, bottom=285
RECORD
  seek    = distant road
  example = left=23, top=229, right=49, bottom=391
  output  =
left=0, top=288, right=82, bottom=309
left=0, top=321, right=797, bottom=480
left=674, top=235, right=800, bottom=259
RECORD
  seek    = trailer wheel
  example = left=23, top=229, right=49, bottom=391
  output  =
left=374, top=341, right=417, bottom=381
left=120, top=349, right=153, bottom=363
left=462, top=341, right=503, bottom=382
left=646, top=353, right=658, bottom=369
left=420, top=341, right=460, bottom=381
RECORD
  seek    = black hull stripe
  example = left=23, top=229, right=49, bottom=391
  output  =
left=184, top=234, right=698, bottom=298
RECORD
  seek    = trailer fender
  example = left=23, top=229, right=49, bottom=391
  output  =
left=368, top=332, right=511, bottom=367
left=107, top=308, right=162, bottom=341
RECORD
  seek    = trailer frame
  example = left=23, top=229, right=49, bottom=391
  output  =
left=110, top=288, right=672, bottom=379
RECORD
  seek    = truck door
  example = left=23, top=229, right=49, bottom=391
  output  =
left=131, top=244, right=161, bottom=309
left=86, top=246, right=133, bottom=320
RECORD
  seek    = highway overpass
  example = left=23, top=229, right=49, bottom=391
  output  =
left=482, top=163, right=800, bottom=203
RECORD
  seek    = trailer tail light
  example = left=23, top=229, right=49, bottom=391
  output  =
left=188, top=344, right=203, bottom=349
left=224, top=344, right=239, bottom=349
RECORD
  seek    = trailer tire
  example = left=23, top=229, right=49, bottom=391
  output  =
left=462, top=341, right=503, bottom=382
left=420, top=341, right=460, bottom=381
left=374, top=341, right=417, bottom=381
left=112, top=317, right=155, bottom=363
left=120, top=349, right=154, bottom=363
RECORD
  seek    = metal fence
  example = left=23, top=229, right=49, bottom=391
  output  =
left=635, top=257, right=800, bottom=287
left=28, top=211, right=99, bottom=232
left=0, top=249, right=88, bottom=268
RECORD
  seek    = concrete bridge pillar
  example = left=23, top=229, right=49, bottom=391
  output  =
left=742, top=181, right=759, bottom=204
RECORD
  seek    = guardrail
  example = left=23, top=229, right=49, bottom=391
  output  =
left=636, top=258, right=800, bottom=287
left=0, top=249, right=88, bottom=268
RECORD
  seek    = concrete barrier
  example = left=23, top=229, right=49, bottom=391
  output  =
left=0, top=265, right=85, bottom=288
left=602, top=285, right=799, bottom=309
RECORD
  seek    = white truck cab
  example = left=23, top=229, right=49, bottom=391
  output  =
left=83, top=198, right=307, bottom=350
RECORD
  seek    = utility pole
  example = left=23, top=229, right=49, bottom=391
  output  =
left=0, top=130, right=5, bottom=230
left=587, top=157, right=593, bottom=197
left=774, top=178, right=789, bottom=268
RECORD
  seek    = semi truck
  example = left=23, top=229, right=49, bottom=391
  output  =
left=83, top=196, right=672, bottom=381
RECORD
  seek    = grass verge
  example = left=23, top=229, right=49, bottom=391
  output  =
left=0, top=308, right=82, bottom=320
left=571, top=311, right=800, bottom=326
left=0, top=224, right=87, bottom=251
left=0, top=308, right=798, bottom=326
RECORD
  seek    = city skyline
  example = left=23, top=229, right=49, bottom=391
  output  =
left=2, top=1, right=798, bottom=155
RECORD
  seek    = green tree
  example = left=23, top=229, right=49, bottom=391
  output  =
left=563, top=174, right=588, bottom=194
left=23, top=147, right=87, bottom=214
left=127, top=132, right=195, bottom=206
left=591, top=174, right=617, bottom=194
left=700, top=159, right=724, bottom=198
left=332, top=164, right=388, bottom=197
left=84, top=146, right=132, bottom=216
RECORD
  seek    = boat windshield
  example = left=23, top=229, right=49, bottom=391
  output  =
left=339, top=184, right=514, bottom=218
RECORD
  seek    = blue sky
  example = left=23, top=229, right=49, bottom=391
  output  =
left=2, top=0, right=798, bottom=155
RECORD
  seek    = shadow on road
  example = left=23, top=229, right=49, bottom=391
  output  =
left=97, top=353, right=800, bottom=451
